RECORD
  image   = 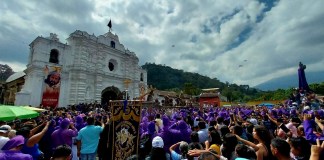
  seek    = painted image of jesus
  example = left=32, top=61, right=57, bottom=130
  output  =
left=44, top=71, right=61, bottom=93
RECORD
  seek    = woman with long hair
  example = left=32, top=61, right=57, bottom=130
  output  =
left=236, top=125, right=273, bottom=160
left=221, top=133, right=238, bottom=160
left=205, top=130, right=222, bottom=155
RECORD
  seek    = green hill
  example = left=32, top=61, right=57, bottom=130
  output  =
left=142, top=63, right=324, bottom=102
left=141, top=63, right=260, bottom=102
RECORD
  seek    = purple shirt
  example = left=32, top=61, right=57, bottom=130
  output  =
left=303, top=120, right=324, bottom=144
left=0, top=150, right=33, bottom=160
left=51, top=128, right=78, bottom=148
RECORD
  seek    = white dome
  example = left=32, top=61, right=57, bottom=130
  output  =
left=6, top=71, right=26, bottom=83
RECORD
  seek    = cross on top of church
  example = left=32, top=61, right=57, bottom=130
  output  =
left=107, top=20, right=112, bottom=32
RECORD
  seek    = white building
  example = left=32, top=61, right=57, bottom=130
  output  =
left=15, top=30, right=147, bottom=107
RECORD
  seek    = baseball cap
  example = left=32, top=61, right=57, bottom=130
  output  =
left=248, top=118, right=258, bottom=126
left=304, top=106, right=310, bottom=110
left=152, top=136, right=164, bottom=148
left=0, top=125, right=11, bottom=133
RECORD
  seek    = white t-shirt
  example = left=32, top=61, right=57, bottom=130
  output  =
left=0, top=136, right=10, bottom=152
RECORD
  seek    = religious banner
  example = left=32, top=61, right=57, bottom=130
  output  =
left=41, top=65, right=61, bottom=108
left=110, top=100, right=142, bottom=160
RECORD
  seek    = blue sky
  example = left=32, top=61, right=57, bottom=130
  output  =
left=1, top=0, right=324, bottom=87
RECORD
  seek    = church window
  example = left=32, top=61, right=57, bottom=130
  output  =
left=49, top=49, right=59, bottom=64
left=108, top=62, right=114, bottom=71
left=108, top=59, right=118, bottom=72
left=140, top=73, right=144, bottom=81
left=110, top=41, right=115, bottom=48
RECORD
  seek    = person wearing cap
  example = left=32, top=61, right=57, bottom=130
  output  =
left=145, top=136, right=170, bottom=160
left=0, top=125, right=10, bottom=152
left=0, top=125, right=11, bottom=137
left=0, top=135, right=33, bottom=160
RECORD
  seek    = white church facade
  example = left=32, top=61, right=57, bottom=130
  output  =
left=15, top=30, right=147, bottom=107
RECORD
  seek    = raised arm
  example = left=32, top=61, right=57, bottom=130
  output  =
left=315, top=117, right=324, bottom=131
left=26, top=121, right=50, bottom=147
left=310, top=139, right=324, bottom=160
left=170, top=141, right=181, bottom=153
left=30, top=121, right=45, bottom=135
left=303, top=114, right=319, bottom=144
left=235, top=134, right=259, bottom=151
left=266, top=114, right=280, bottom=126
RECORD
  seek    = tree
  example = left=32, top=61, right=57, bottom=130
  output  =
left=183, top=83, right=200, bottom=96
left=222, top=87, right=233, bottom=102
left=0, top=64, right=15, bottom=83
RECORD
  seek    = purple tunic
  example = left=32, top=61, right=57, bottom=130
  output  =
left=303, top=119, right=324, bottom=144
left=51, top=128, right=78, bottom=148
left=0, top=150, right=33, bottom=160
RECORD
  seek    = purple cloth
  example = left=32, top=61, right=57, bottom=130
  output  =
left=317, top=110, right=324, bottom=119
left=140, top=117, right=149, bottom=135
left=303, top=120, right=324, bottom=144
left=60, top=118, right=70, bottom=129
left=290, top=109, right=297, bottom=117
left=147, top=122, right=156, bottom=135
left=167, top=120, right=192, bottom=147
left=0, top=150, right=33, bottom=160
left=51, top=128, right=78, bottom=148
left=158, top=116, right=173, bottom=152
left=75, top=116, right=86, bottom=131
left=298, top=62, right=311, bottom=91
left=2, top=135, right=25, bottom=150
left=271, top=110, right=278, bottom=119
left=162, top=116, right=170, bottom=127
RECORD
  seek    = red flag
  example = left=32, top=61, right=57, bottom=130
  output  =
left=108, top=20, right=112, bottom=28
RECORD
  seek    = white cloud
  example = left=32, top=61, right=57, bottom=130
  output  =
left=0, top=60, right=26, bottom=72
left=0, top=0, right=323, bottom=87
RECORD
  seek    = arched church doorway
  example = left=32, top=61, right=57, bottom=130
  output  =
left=101, top=86, right=121, bottom=106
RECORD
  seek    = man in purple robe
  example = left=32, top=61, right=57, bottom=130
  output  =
left=158, top=116, right=173, bottom=152
left=0, top=135, right=33, bottom=160
left=51, top=118, right=78, bottom=149
left=303, top=114, right=324, bottom=144
left=74, top=116, right=86, bottom=131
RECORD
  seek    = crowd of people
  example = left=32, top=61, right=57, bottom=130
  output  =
left=0, top=88, right=324, bottom=160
